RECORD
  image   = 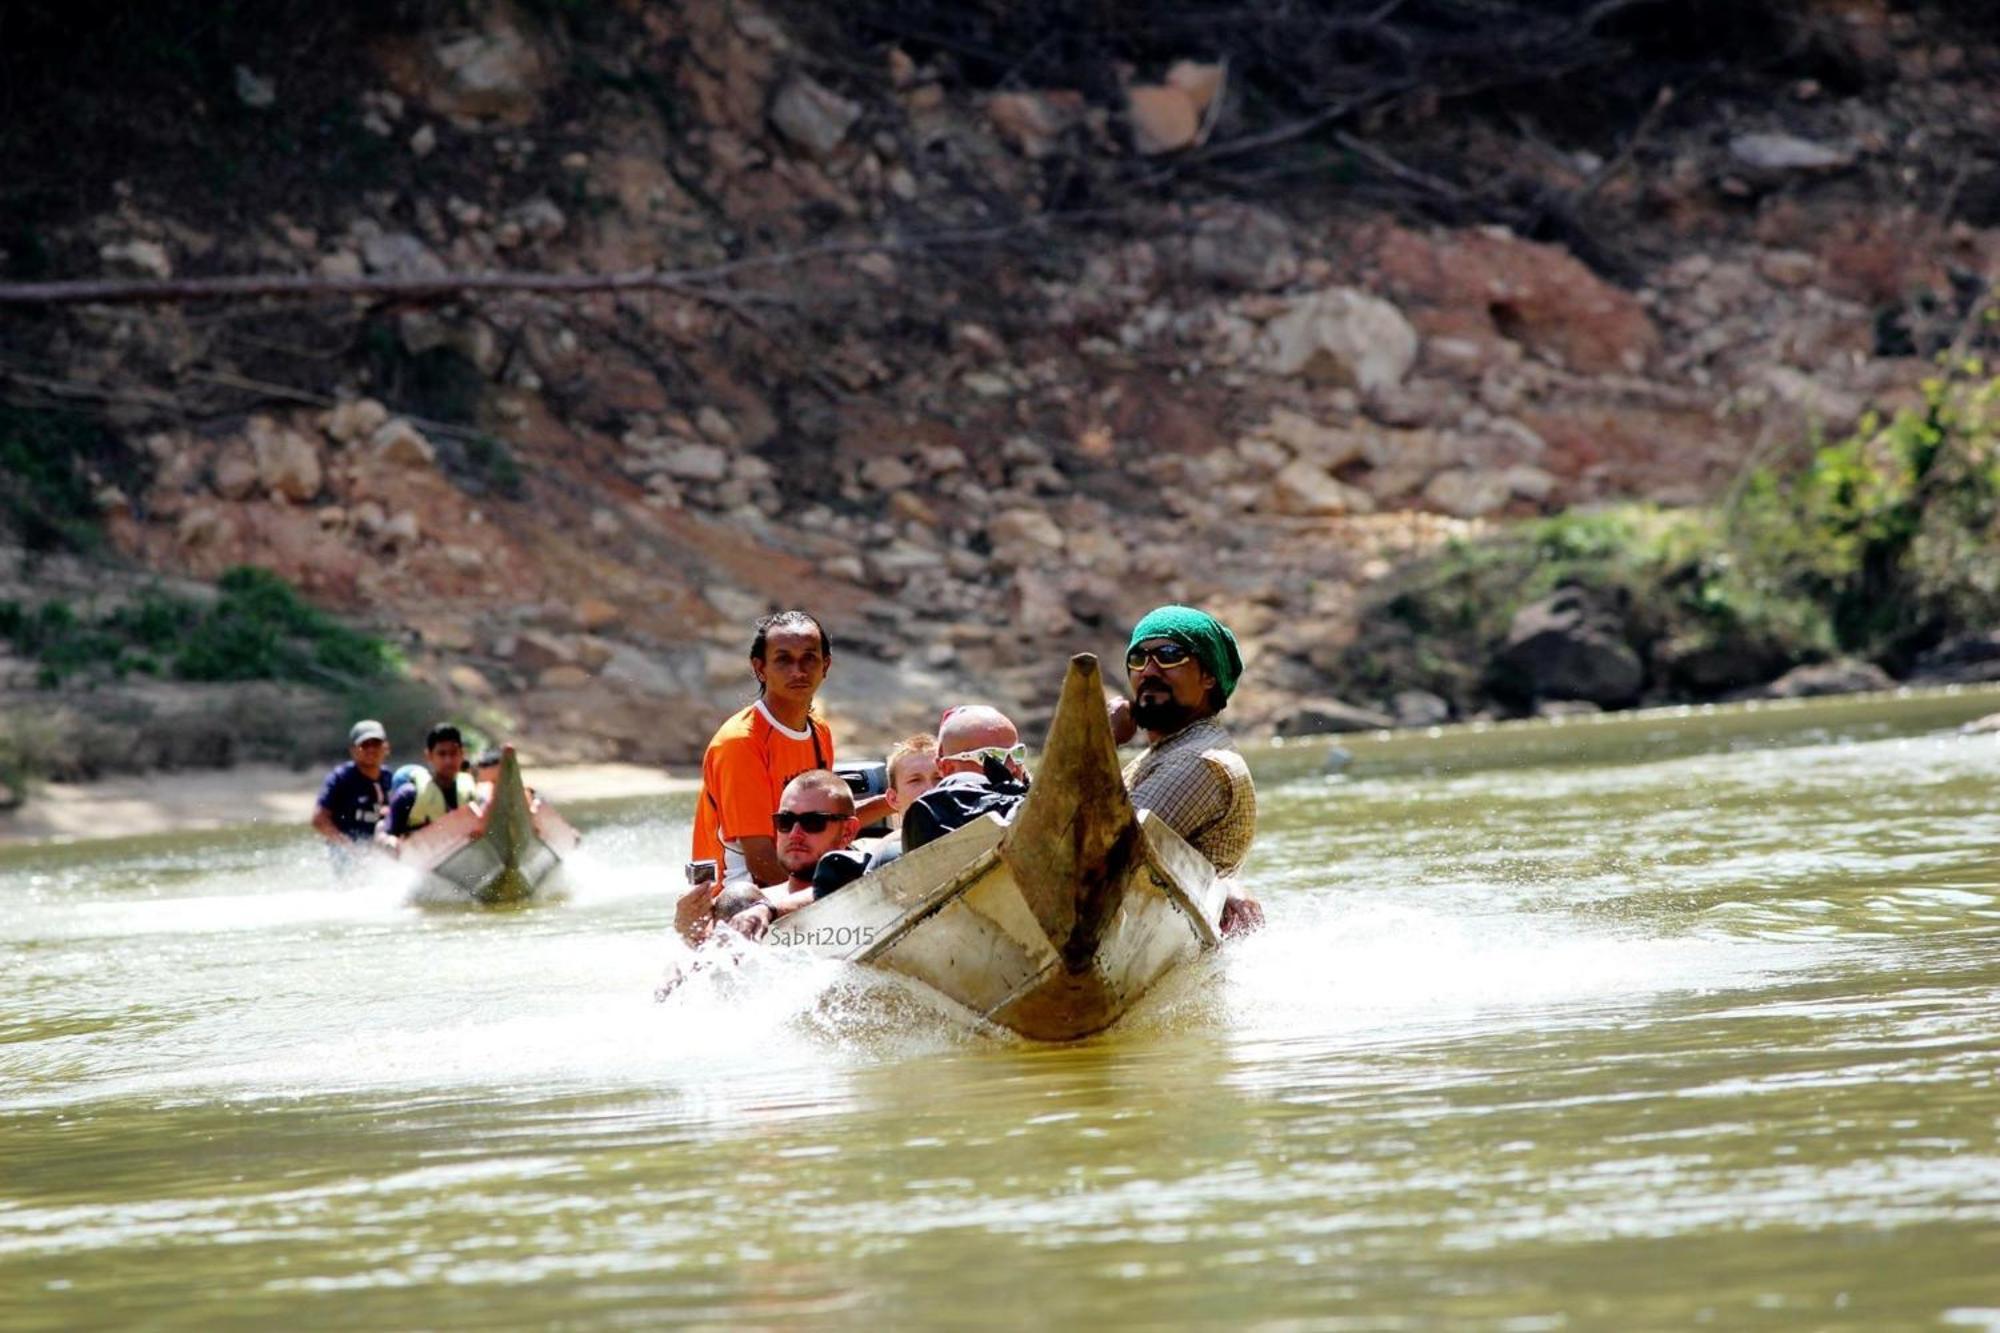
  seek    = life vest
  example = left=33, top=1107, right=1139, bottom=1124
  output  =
left=405, top=767, right=478, bottom=829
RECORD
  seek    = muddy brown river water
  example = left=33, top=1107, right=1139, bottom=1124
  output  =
left=5, top=688, right=1999, bottom=1330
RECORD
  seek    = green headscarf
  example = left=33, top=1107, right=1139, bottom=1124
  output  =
left=1127, top=605, right=1243, bottom=699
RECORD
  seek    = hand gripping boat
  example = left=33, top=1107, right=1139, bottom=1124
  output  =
left=397, top=747, right=579, bottom=905
left=773, top=654, right=1230, bottom=1040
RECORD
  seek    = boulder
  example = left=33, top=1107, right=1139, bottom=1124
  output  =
left=422, top=618, right=477, bottom=652
left=658, top=442, right=730, bottom=482
left=1011, top=569, right=1074, bottom=636
left=1421, top=467, right=1512, bottom=518
left=1960, top=712, right=2000, bottom=736
left=1759, top=366, right=1865, bottom=433
left=246, top=416, right=322, bottom=502
left=211, top=447, right=260, bottom=501
left=504, top=197, right=567, bottom=243
left=574, top=597, right=621, bottom=632
left=1259, top=288, right=1419, bottom=394
left=1492, top=587, right=1643, bottom=707
left=1127, top=84, right=1200, bottom=154
left=696, top=406, right=738, bottom=445
left=600, top=643, right=682, bottom=695
left=380, top=511, right=421, bottom=550
left=513, top=629, right=576, bottom=672
left=1165, top=60, right=1226, bottom=116
left=1751, top=658, right=1894, bottom=699
left=234, top=64, right=277, bottom=109
left=770, top=75, right=860, bottom=159
left=447, top=664, right=496, bottom=698
left=986, top=508, right=1067, bottom=562
left=371, top=418, right=436, bottom=468
left=1392, top=690, right=1451, bottom=727
left=1177, top=204, right=1298, bottom=292
left=987, top=91, right=1085, bottom=159
left=176, top=507, right=231, bottom=548
left=1729, top=132, right=1855, bottom=173
left=1235, top=436, right=1290, bottom=475
left=425, top=15, right=552, bottom=123
left=1654, top=633, right=1790, bottom=696
left=359, top=230, right=445, bottom=279
left=538, top=665, right=593, bottom=690
left=325, top=397, right=390, bottom=444
left=1272, top=460, right=1375, bottom=516
left=1371, top=225, right=1659, bottom=375
left=861, top=456, right=917, bottom=491
left=100, top=239, right=173, bottom=280
left=1256, top=410, right=1366, bottom=469
left=1911, top=631, right=2000, bottom=684
left=1274, top=698, right=1396, bottom=736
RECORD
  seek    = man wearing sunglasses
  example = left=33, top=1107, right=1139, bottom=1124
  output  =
left=718, top=769, right=863, bottom=940
left=901, top=705, right=1032, bottom=853
left=1116, top=605, right=1265, bottom=936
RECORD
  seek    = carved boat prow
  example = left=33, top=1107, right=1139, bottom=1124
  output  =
left=774, top=654, right=1229, bottom=1039
left=399, top=747, right=578, bottom=906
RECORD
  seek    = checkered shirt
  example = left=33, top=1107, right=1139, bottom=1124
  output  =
left=1123, top=716, right=1257, bottom=877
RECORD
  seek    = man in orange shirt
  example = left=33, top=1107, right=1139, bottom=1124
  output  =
left=678, top=610, right=887, bottom=942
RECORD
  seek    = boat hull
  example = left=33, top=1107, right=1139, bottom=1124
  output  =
left=773, top=655, right=1230, bottom=1040
left=398, top=749, right=577, bottom=906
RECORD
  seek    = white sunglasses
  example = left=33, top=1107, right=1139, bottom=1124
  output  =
left=941, top=742, right=1029, bottom=766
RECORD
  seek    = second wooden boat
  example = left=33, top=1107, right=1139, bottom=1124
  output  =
left=398, top=747, right=578, bottom=905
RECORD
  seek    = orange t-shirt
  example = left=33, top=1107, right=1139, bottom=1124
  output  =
left=690, top=700, right=835, bottom=884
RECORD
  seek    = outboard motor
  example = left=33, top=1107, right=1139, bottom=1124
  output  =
left=834, top=760, right=891, bottom=837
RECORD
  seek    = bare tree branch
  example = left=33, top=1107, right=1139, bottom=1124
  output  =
left=0, top=220, right=1109, bottom=310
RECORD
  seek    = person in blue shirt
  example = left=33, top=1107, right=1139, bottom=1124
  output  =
left=313, top=720, right=393, bottom=847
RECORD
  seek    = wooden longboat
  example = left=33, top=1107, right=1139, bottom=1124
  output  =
left=398, top=747, right=579, bottom=905
left=772, top=653, right=1229, bottom=1040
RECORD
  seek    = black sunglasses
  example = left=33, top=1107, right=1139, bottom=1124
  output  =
left=1126, top=641, right=1194, bottom=672
left=774, top=810, right=848, bottom=834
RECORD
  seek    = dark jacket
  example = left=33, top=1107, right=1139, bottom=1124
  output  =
left=901, top=763, right=1029, bottom=853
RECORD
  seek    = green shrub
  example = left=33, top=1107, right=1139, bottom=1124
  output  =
left=0, top=567, right=399, bottom=688
left=1728, top=365, right=2000, bottom=667
left=1340, top=363, right=2000, bottom=710
left=0, top=405, right=147, bottom=553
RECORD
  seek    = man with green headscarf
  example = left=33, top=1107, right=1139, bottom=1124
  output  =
left=1113, top=604, right=1264, bottom=936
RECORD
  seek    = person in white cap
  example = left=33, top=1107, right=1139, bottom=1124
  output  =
left=312, top=719, right=393, bottom=847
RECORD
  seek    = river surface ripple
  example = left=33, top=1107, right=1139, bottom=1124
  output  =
left=4, top=691, right=1999, bottom=1331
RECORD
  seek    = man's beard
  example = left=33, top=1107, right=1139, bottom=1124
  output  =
left=1130, top=695, right=1199, bottom=733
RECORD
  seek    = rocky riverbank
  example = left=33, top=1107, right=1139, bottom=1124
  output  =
left=4, top=1, right=1999, bottom=772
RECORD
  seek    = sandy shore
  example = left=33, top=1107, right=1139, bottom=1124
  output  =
left=0, top=762, right=697, bottom=846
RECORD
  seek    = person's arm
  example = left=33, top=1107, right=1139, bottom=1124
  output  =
left=384, top=785, right=417, bottom=838
left=901, top=794, right=945, bottom=853
left=725, top=883, right=818, bottom=941
left=709, top=737, right=790, bottom=886
left=737, top=835, right=787, bottom=887
left=1219, top=891, right=1265, bottom=937
left=853, top=793, right=893, bottom=827
left=1107, top=694, right=1137, bottom=746
left=1129, top=757, right=1230, bottom=844
left=311, top=805, right=343, bottom=845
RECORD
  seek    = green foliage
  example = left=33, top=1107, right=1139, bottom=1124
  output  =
left=359, top=325, right=487, bottom=425
left=1342, top=364, right=2000, bottom=709
left=461, top=434, right=527, bottom=500
left=1728, top=364, right=2000, bottom=664
left=0, top=406, right=145, bottom=553
left=0, top=567, right=398, bottom=688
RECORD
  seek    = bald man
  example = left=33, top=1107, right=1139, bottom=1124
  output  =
left=900, top=705, right=1032, bottom=853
